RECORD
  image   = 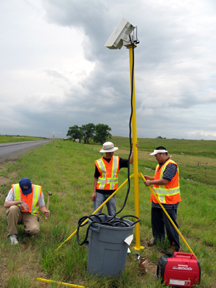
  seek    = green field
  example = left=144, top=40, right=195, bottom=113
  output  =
left=0, top=135, right=50, bottom=143
left=0, top=136, right=216, bottom=287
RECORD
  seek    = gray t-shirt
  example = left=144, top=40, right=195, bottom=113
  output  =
left=5, top=188, right=45, bottom=207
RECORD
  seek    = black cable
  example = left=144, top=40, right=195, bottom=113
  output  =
left=76, top=214, right=107, bottom=245
left=95, top=36, right=135, bottom=227
left=114, top=34, right=134, bottom=216
left=76, top=35, right=139, bottom=246
left=76, top=214, right=140, bottom=246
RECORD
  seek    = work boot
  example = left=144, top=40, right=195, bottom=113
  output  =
left=9, top=234, right=18, bottom=245
left=147, top=238, right=156, bottom=247
left=171, top=241, right=179, bottom=252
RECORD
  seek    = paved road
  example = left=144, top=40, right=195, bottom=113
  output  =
left=0, top=140, right=51, bottom=158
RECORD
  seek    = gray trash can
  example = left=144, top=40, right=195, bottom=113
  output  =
left=87, top=215, right=135, bottom=277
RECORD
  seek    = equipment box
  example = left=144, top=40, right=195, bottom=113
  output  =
left=157, top=252, right=201, bottom=287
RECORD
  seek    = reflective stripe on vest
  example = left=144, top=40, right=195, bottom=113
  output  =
left=96, top=156, right=119, bottom=190
left=12, top=183, right=42, bottom=216
left=152, top=159, right=181, bottom=204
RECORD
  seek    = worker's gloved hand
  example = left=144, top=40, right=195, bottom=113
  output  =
left=21, top=201, right=29, bottom=211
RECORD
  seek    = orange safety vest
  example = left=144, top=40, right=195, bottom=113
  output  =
left=95, top=156, right=120, bottom=190
left=150, top=158, right=181, bottom=204
left=12, top=183, right=42, bottom=216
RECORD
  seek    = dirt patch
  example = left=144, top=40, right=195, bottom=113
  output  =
left=0, top=176, right=9, bottom=185
left=57, top=191, right=68, bottom=198
left=0, top=206, right=6, bottom=217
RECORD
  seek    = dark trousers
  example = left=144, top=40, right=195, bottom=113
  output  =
left=151, top=206, right=180, bottom=251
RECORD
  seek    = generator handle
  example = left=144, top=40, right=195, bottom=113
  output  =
left=174, top=252, right=194, bottom=258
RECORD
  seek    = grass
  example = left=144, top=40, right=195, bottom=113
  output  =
left=0, top=135, right=50, bottom=143
left=0, top=136, right=216, bottom=287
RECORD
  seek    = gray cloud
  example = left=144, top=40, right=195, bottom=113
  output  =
left=0, top=0, right=216, bottom=140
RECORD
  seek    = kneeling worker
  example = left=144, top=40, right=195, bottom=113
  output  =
left=4, top=177, right=50, bottom=245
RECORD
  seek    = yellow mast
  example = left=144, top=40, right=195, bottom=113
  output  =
left=128, top=45, right=144, bottom=250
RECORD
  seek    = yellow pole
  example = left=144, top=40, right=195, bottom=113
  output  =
left=36, top=277, right=87, bottom=287
left=139, top=173, right=197, bottom=259
left=128, top=46, right=144, bottom=250
left=55, top=176, right=134, bottom=251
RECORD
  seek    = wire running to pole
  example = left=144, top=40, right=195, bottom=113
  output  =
left=110, top=34, right=135, bottom=219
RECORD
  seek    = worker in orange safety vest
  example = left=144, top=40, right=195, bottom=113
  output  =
left=144, top=146, right=181, bottom=252
left=92, top=141, right=137, bottom=216
left=4, top=177, right=50, bottom=245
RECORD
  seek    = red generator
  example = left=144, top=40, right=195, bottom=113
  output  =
left=157, top=252, right=201, bottom=287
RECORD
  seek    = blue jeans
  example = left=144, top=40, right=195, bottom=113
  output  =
left=94, top=192, right=116, bottom=216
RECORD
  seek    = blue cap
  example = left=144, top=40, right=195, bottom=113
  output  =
left=19, top=178, right=32, bottom=195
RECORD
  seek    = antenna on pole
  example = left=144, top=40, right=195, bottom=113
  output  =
left=105, top=18, right=143, bottom=251
left=105, top=17, right=139, bottom=49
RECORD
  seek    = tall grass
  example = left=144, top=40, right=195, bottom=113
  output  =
left=0, top=137, right=216, bottom=287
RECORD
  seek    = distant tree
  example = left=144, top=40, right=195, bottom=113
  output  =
left=67, top=125, right=83, bottom=142
left=81, top=123, right=95, bottom=144
left=93, top=123, right=112, bottom=144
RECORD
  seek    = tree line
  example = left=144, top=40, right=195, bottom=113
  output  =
left=66, top=123, right=112, bottom=144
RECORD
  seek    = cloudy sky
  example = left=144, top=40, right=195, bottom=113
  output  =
left=1, top=0, right=216, bottom=140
